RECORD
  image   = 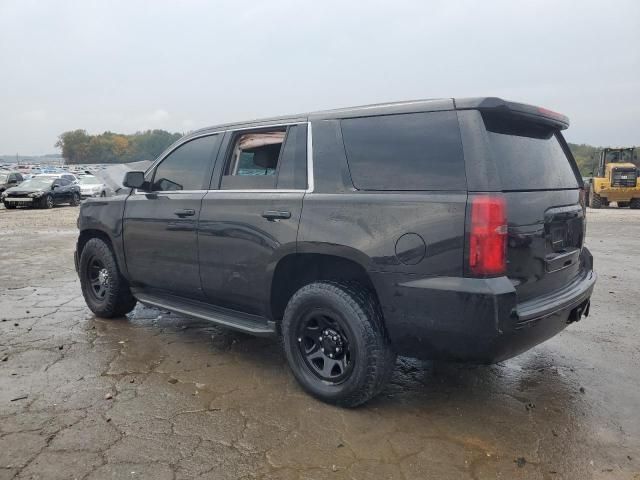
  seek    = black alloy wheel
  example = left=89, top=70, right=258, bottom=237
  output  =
left=296, top=309, right=355, bottom=383
left=86, top=256, right=110, bottom=302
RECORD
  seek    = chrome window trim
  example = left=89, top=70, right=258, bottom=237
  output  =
left=306, top=121, right=314, bottom=193
left=136, top=121, right=314, bottom=196
left=204, top=189, right=306, bottom=194
left=133, top=189, right=208, bottom=195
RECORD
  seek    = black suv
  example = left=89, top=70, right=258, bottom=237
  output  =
left=76, top=98, right=596, bottom=406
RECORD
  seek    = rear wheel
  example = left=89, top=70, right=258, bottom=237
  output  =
left=589, top=190, right=603, bottom=209
left=282, top=281, right=396, bottom=407
left=79, top=238, right=137, bottom=318
left=630, top=198, right=640, bottom=209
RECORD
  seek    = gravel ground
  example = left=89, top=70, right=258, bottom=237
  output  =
left=0, top=203, right=639, bottom=479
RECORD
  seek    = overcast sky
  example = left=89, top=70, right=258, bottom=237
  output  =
left=1, top=0, right=639, bottom=155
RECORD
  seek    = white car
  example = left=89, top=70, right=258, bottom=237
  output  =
left=77, top=175, right=110, bottom=198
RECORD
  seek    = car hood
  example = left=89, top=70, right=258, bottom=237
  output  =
left=4, top=186, right=45, bottom=194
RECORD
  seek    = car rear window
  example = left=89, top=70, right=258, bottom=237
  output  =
left=340, top=111, right=466, bottom=191
left=483, top=113, right=579, bottom=191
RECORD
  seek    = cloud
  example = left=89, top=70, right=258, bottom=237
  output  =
left=21, top=109, right=47, bottom=122
left=139, top=109, right=170, bottom=126
left=1, top=0, right=639, bottom=153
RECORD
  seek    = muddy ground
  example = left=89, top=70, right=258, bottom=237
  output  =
left=0, top=204, right=638, bottom=480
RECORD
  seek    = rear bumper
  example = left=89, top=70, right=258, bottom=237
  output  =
left=372, top=247, right=596, bottom=363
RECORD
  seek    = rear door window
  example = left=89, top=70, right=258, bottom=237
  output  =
left=340, top=111, right=465, bottom=191
left=483, top=113, right=579, bottom=191
left=220, top=128, right=287, bottom=190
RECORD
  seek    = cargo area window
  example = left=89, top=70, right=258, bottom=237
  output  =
left=221, top=129, right=286, bottom=190
left=340, top=111, right=466, bottom=191
left=482, top=113, right=579, bottom=191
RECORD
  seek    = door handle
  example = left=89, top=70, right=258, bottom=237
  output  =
left=174, top=208, right=196, bottom=217
left=261, top=210, right=291, bottom=221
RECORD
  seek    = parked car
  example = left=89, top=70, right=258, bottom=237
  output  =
left=77, top=175, right=110, bottom=198
left=36, top=172, right=78, bottom=183
left=0, top=171, right=24, bottom=195
left=2, top=175, right=81, bottom=209
left=75, top=98, right=596, bottom=407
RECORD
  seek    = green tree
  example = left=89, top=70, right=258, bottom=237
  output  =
left=56, top=129, right=182, bottom=164
left=55, top=129, right=91, bottom=164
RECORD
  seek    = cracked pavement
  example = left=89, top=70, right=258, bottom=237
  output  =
left=1, top=205, right=639, bottom=479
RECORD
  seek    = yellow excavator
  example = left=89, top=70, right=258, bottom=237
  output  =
left=586, top=147, right=640, bottom=208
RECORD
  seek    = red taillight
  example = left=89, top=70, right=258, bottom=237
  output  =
left=468, top=195, right=507, bottom=276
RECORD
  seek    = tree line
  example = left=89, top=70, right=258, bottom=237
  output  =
left=569, top=143, right=600, bottom=175
left=55, top=129, right=182, bottom=164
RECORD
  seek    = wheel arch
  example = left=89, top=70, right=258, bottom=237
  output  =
left=269, top=248, right=379, bottom=324
left=77, top=228, right=128, bottom=279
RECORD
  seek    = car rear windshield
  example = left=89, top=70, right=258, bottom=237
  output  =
left=340, top=111, right=466, bottom=191
left=483, top=113, right=579, bottom=191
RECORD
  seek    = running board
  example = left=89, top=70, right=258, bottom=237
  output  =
left=132, top=290, right=277, bottom=336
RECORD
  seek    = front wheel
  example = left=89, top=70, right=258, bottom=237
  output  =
left=282, top=281, right=396, bottom=407
left=589, top=189, right=603, bottom=209
left=70, top=192, right=80, bottom=206
left=41, top=194, right=54, bottom=209
left=630, top=198, right=640, bottom=209
left=79, top=238, right=137, bottom=318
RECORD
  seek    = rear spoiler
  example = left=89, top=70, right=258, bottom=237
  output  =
left=454, top=97, right=570, bottom=130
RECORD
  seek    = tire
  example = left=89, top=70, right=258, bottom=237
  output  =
left=79, top=238, right=137, bottom=318
left=41, top=194, right=54, bottom=209
left=70, top=192, right=80, bottom=206
left=618, top=201, right=630, bottom=208
left=589, top=190, right=603, bottom=209
left=282, top=281, right=396, bottom=407
left=630, top=198, right=640, bottom=209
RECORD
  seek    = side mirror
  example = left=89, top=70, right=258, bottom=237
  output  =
left=123, top=171, right=146, bottom=189
left=52, top=184, right=59, bottom=190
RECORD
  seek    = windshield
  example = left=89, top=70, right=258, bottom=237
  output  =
left=78, top=176, right=100, bottom=185
left=18, top=177, right=54, bottom=189
left=605, top=149, right=637, bottom=167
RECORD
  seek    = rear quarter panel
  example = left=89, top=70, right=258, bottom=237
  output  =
left=298, top=192, right=466, bottom=276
